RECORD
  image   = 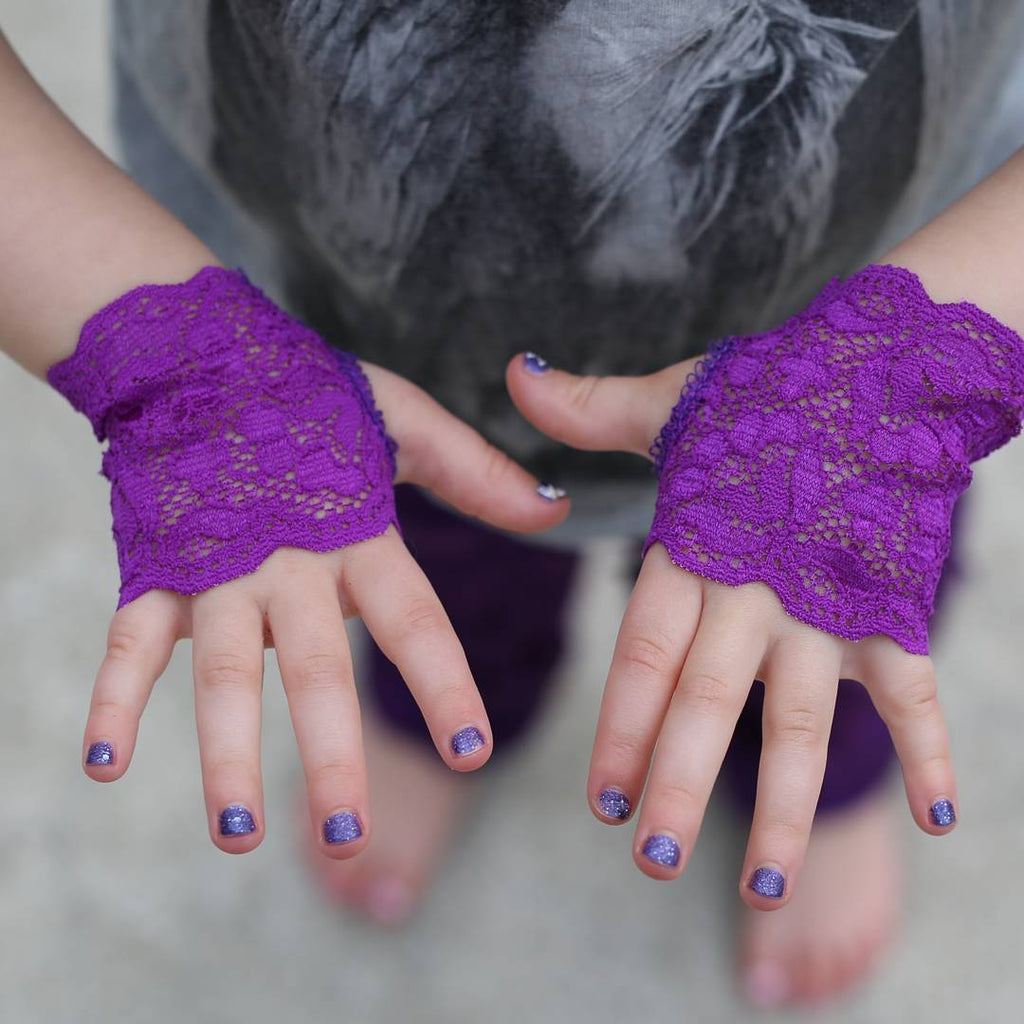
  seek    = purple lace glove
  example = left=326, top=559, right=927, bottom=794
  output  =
left=47, top=267, right=397, bottom=608
left=646, top=264, right=1024, bottom=654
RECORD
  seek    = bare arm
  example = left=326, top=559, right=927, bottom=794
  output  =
left=0, top=29, right=216, bottom=377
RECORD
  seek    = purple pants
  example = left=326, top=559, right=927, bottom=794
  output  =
left=370, top=485, right=963, bottom=816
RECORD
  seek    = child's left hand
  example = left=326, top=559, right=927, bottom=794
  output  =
left=507, top=352, right=957, bottom=910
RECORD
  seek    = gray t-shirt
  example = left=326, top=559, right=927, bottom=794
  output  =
left=112, top=0, right=1024, bottom=536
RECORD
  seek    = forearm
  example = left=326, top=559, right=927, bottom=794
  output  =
left=883, top=144, right=1024, bottom=335
left=0, top=30, right=217, bottom=379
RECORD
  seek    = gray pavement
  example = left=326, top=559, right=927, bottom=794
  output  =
left=2, top=4, right=1023, bottom=1022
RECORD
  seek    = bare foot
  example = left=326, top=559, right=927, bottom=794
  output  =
left=302, top=713, right=472, bottom=926
left=738, top=788, right=902, bottom=1009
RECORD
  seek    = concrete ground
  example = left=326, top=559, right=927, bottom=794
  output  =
left=1, top=4, right=1023, bottom=1022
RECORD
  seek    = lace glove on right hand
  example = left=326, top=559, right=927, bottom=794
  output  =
left=646, top=264, right=1024, bottom=654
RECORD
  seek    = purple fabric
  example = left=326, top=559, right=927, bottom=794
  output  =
left=647, top=264, right=1024, bottom=654
left=47, top=267, right=397, bottom=607
left=367, top=486, right=578, bottom=748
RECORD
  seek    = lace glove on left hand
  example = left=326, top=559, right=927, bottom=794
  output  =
left=646, top=264, right=1024, bottom=653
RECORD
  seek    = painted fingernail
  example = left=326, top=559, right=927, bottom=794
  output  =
left=219, top=805, right=257, bottom=837
left=930, top=798, right=956, bottom=827
left=323, top=811, right=363, bottom=845
left=523, top=352, right=550, bottom=375
left=597, top=788, right=631, bottom=820
left=642, top=834, right=680, bottom=867
left=451, top=726, right=486, bottom=757
left=536, top=483, right=567, bottom=501
left=85, top=741, right=114, bottom=766
left=749, top=866, right=786, bottom=899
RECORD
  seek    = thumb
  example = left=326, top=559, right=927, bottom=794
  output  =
left=505, top=352, right=699, bottom=459
left=362, top=361, right=570, bottom=534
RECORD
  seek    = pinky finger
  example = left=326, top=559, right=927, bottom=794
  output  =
left=82, top=589, right=183, bottom=781
left=860, top=641, right=958, bottom=835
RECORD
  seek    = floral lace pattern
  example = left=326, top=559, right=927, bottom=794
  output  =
left=48, top=267, right=398, bottom=607
left=647, top=264, right=1024, bottom=654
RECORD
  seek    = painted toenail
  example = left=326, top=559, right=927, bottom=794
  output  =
left=597, top=788, right=631, bottom=820
left=642, top=834, right=680, bottom=867
left=451, top=726, right=485, bottom=757
left=744, top=961, right=790, bottom=1009
left=749, top=866, right=786, bottom=899
left=219, top=804, right=257, bottom=837
left=323, top=811, right=363, bottom=845
left=929, top=798, right=956, bottom=827
left=85, top=741, right=114, bottom=766
left=365, top=877, right=415, bottom=926
left=523, top=352, right=551, bottom=375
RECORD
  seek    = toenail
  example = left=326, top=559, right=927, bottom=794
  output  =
left=744, top=961, right=790, bottom=1009
left=597, top=788, right=631, bottom=820
left=365, top=877, right=415, bottom=926
left=749, top=866, right=786, bottom=899
left=219, top=804, right=257, bottom=837
left=929, top=798, right=956, bottom=827
left=85, top=741, right=115, bottom=766
left=323, top=811, right=363, bottom=845
left=451, top=726, right=485, bottom=757
left=642, top=834, right=680, bottom=867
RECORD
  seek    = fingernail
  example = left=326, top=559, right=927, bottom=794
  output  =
left=744, top=961, right=790, bottom=1009
left=85, top=741, right=114, bottom=766
left=930, top=798, right=956, bottom=827
left=749, top=866, right=786, bottom=899
left=536, top=483, right=567, bottom=501
left=451, top=726, right=486, bottom=757
left=323, top=810, right=363, bottom=845
left=523, top=352, right=550, bottom=375
left=642, top=834, right=680, bottom=867
left=597, top=788, right=631, bottom=820
left=219, top=804, right=257, bottom=837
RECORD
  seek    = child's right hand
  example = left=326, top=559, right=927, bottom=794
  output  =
left=81, top=359, right=566, bottom=856
left=53, top=270, right=567, bottom=858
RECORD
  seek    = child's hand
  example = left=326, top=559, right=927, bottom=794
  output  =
left=84, top=360, right=567, bottom=856
left=508, top=342, right=960, bottom=910
left=50, top=269, right=568, bottom=858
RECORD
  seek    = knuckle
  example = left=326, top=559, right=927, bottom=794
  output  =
left=618, top=634, right=676, bottom=681
left=308, top=758, right=361, bottom=788
left=105, top=624, right=146, bottom=665
left=763, top=814, right=808, bottom=843
left=200, top=651, right=256, bottom=692
left=899, top=671, right=939, bottom=720
left=292, top=649, right=342, bottom=693
left=765, top=703, right=825, bottom=749
left=89, top=694, right=135, bottom=720
left=394, top=598, right=447, bottom=646
left=601, top=727, right=648, bottom=765
left=203, top=750, right=252, bottom=777
left=680, top=670, right=732, bottom=715
left=568, top=375, right=601, bottom=415
left=652, top=777, right=703, bottom=816
left=478, top=443, right=516, bottom=490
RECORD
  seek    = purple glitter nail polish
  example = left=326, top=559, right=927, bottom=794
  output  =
left=85, top=741, right=114, bottom=766
left=523, top=352, right=550, bottom=375
left=323, top=811, right=363, bottom=845
left=597, top=788, right=631, bottom=820
left=749, top=866, right=785, bottom=899
left=930, top=799, right=956, bottom=827
left=219, top=805, right=256, bottom=837
left=451, top=726, right=485, bottom=756
left=642, top=834, right=680, bottom=867
left=536, top=483, right=567, bottom=501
